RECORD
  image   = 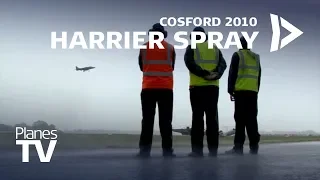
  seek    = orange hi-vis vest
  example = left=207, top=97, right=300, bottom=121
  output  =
left=141, top=40, right=174, bottom=89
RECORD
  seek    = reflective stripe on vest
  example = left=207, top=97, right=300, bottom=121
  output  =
left=141, top=44, right=173, bottom=77
left=194, top=45, right=219, bottom=65
left=189, top=43, right=220, bottom=86
left=235, top=50, right=260, bottom=92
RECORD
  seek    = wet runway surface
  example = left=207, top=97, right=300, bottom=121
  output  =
left=0, top=142, right=319, bottom=180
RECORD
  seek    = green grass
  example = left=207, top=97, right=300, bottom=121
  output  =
left=1, top=132, right=319, bottom=150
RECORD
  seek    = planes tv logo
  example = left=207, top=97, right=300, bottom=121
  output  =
left=15, top=127, right=58, bottom=163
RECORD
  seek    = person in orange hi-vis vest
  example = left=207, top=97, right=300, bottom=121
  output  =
left=137, top=23, right=176, bottom=158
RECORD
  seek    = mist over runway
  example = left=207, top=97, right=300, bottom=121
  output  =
left=1, top=142, right=319, bottom=180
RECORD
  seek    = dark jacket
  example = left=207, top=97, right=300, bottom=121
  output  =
left=138, top=42, right=176, bottom=71
left=227, top=50, right=261, bottom=95
left=184, top=45, right=227, bottom=82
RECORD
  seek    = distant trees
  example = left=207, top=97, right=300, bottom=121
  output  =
left=0, top=124, right=15, bottom=131
left=14, top=122, right=32, bottom=129
left=0, top=120, right=60, bottom=132
left=32, top=120, right=57, bottom=130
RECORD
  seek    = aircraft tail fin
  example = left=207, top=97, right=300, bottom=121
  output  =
left=76, top=66, right=79, bottom=71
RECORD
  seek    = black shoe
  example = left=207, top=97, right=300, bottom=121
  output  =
left=250, top=145, right=259, bottom=155
left=208, top=150, right=218, bottom=157
left=163, top=152, right=176, bottom=158
left=136, top=151, right=150, bottom=158
left=188, top=151, right=204, bottom=158
left=162, top=148, right=176, bottom=158
left=225, top=147, right=243, bottom=155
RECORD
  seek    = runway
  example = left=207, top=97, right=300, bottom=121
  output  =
left=0, top=142, right=319, bottom=180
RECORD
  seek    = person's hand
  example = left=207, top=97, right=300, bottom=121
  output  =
left=204, top=72, right=219, bottom=80
left=230, top=95, right=235, bottom=101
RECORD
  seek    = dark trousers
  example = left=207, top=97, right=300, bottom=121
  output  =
left=233, top=91, right=260, bottom=148
left=190, top=86, right=219, bottom=153
left=139, top=89, right=173, bottom=152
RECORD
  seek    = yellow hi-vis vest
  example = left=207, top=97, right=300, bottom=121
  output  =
left=189, top=42, right=220, bottom=86
left=235, top=49, right=260, bottom=92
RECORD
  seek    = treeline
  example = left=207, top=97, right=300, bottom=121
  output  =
left=0, top=120, right=61, bottom=132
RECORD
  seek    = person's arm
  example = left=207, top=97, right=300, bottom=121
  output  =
left=212, top=49, right=227, bottom=79
left=184, top=45, right=210, bottom=77
left=172, top=47, right=176, bottom=70
left=228, top=52, right=239, bottom=95
left=138, top=49, right=143, bottom=71
left=139, top=42, right=148, bottom=72
left=258, top=62, right=261, bottom=91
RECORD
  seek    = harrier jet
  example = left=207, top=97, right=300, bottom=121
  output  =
left=75, top=66, right=95, bottom=72
left=220, top=128, right=236, bottom=137
left=173, top=127, right=236, bottom=137
left=172, top=127, right=191, bottom=135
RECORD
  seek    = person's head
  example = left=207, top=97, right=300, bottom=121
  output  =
left=148, top=23, right=167, bottom=40
left=240, top=36, right=248, bottom=49
left=190, top=26, right=206, bottom=41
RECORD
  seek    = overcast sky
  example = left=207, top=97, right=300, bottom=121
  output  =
left=0, top=0, right=319, bottom=132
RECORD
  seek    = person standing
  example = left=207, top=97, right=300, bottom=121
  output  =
left=225, top=36, right=261, bottom=155
left=137, top=23, right=176, bottom=158
left=184, top=27, right=227, bottom=157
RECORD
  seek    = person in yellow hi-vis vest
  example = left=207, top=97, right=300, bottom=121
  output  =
left=226, top=36, right=261, bottom=155
left=184, top=27, right=227, bottom=157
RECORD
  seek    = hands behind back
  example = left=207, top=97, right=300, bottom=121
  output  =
left=204, top=72, right=219, bottom=80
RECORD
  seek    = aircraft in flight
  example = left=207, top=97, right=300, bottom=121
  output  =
left=75, top=66, right=95, bottom=72
left=172, top=126, right=236, bottom=137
